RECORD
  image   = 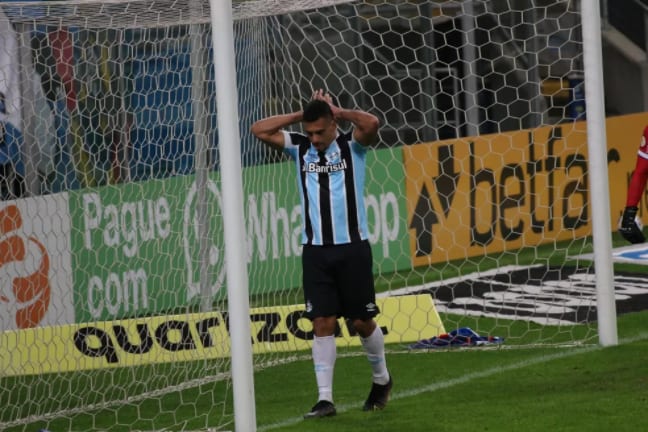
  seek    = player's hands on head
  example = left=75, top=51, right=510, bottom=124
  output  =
left=312, top=89, right=340, bottom=118
left=619, top=206, right=646, bottom=244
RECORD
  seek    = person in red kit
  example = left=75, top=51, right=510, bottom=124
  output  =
left=619, top=126, right=648, bottom=244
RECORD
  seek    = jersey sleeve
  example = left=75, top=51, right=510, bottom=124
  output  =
left=626, top=125, right=648, bottom=206
left=282, top=131, right=302, bottom=160
left=349, top=131, right=368, bottom=155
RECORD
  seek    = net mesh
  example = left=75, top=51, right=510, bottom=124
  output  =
left=0, top=1, right=598, bottom=430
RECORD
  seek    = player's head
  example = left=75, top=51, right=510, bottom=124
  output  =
left=303, top=99, right=333, bottom=122
left=303, top=99, right=337, bottom=151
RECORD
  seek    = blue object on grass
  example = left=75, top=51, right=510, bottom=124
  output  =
left=409, top=327, right=504, bottom=349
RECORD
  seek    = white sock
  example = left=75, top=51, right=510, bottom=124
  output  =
left=360, top=326, right=390, bottom=385
left=312, top=335, right=336, bottom=402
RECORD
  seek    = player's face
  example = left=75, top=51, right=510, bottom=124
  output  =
left=304, top=116, right=337, bottom=152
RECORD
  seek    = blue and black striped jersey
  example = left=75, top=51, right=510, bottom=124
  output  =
left=283, top=130, right=369, bottom=246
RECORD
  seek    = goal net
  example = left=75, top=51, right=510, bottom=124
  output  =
left=0, top=0, right=608, bottom=430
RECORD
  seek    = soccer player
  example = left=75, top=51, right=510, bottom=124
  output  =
left=251, top=89, right=392, bottom=418
left=619, top=125, right=648, bottom=244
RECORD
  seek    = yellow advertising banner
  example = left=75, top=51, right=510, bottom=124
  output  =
left=0, top=294, right=444, bottom=377
left=404, top=112, right=648, bottom=266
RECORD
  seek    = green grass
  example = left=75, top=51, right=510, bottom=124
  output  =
left=2, top=234, right=647, bottom=431
left=255, top=310, right=648, bottom=432
left=2, top=310, right=647, bottom=432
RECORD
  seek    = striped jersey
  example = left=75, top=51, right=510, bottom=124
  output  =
left=282, top=130, right=369, bottom=246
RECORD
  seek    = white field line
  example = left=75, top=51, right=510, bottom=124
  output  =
left=257, top=332, right=648, bottom=431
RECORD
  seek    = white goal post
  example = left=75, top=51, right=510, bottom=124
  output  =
left=0, top=0, right=620, bottom=431
left=209, top=0, right=255, bottom=430
left=580, top=0, right=616, bottom=347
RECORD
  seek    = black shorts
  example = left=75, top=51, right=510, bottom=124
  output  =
left=302, top=240, right=378, bottom=320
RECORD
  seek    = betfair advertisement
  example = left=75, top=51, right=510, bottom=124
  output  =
left=404, top=113, right=647, bottom=266
left=405, top=122, right=590, bottom=265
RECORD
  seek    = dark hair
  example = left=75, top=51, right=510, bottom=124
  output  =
left=303, top=99, right=333, bottom=122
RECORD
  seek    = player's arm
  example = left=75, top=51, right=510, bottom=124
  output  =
left=251, top=111, right=303, bottom=150
left=620, top=156, right=648, bottom=243
left=626, top=154, right=648, bottom=208
left=338, top=109, right=380, bottom=147
left=619, top=144, right=648, bottom=244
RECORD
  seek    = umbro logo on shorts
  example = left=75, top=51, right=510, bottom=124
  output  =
left=365, top=302, right=377, bottom=313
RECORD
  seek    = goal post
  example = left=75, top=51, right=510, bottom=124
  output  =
left=0, top=0, right=622, bottom=430
left=208, top=0, right=256, bottom=430
left=580, top=0, right=617, bottom=346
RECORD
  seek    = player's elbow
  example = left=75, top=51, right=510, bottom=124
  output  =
left=251, top=121, right=264, bottom=139
left=251, top=122, right=273, bottom=144
left=368, top=115, right=380, bottom=133
left=363, top=115, right=380, bottom=145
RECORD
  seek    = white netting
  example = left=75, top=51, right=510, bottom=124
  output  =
left=0, top=1, right=599, bottom=430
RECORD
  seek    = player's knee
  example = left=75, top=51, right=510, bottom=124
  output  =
left=351, top=318, right=376, bottom=338
left=312, top=316, right=337, bottom=336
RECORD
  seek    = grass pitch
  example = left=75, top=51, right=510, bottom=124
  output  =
left=2, top=234, right=647, bottom=431
left=2, top=310, right=647, bottom=432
